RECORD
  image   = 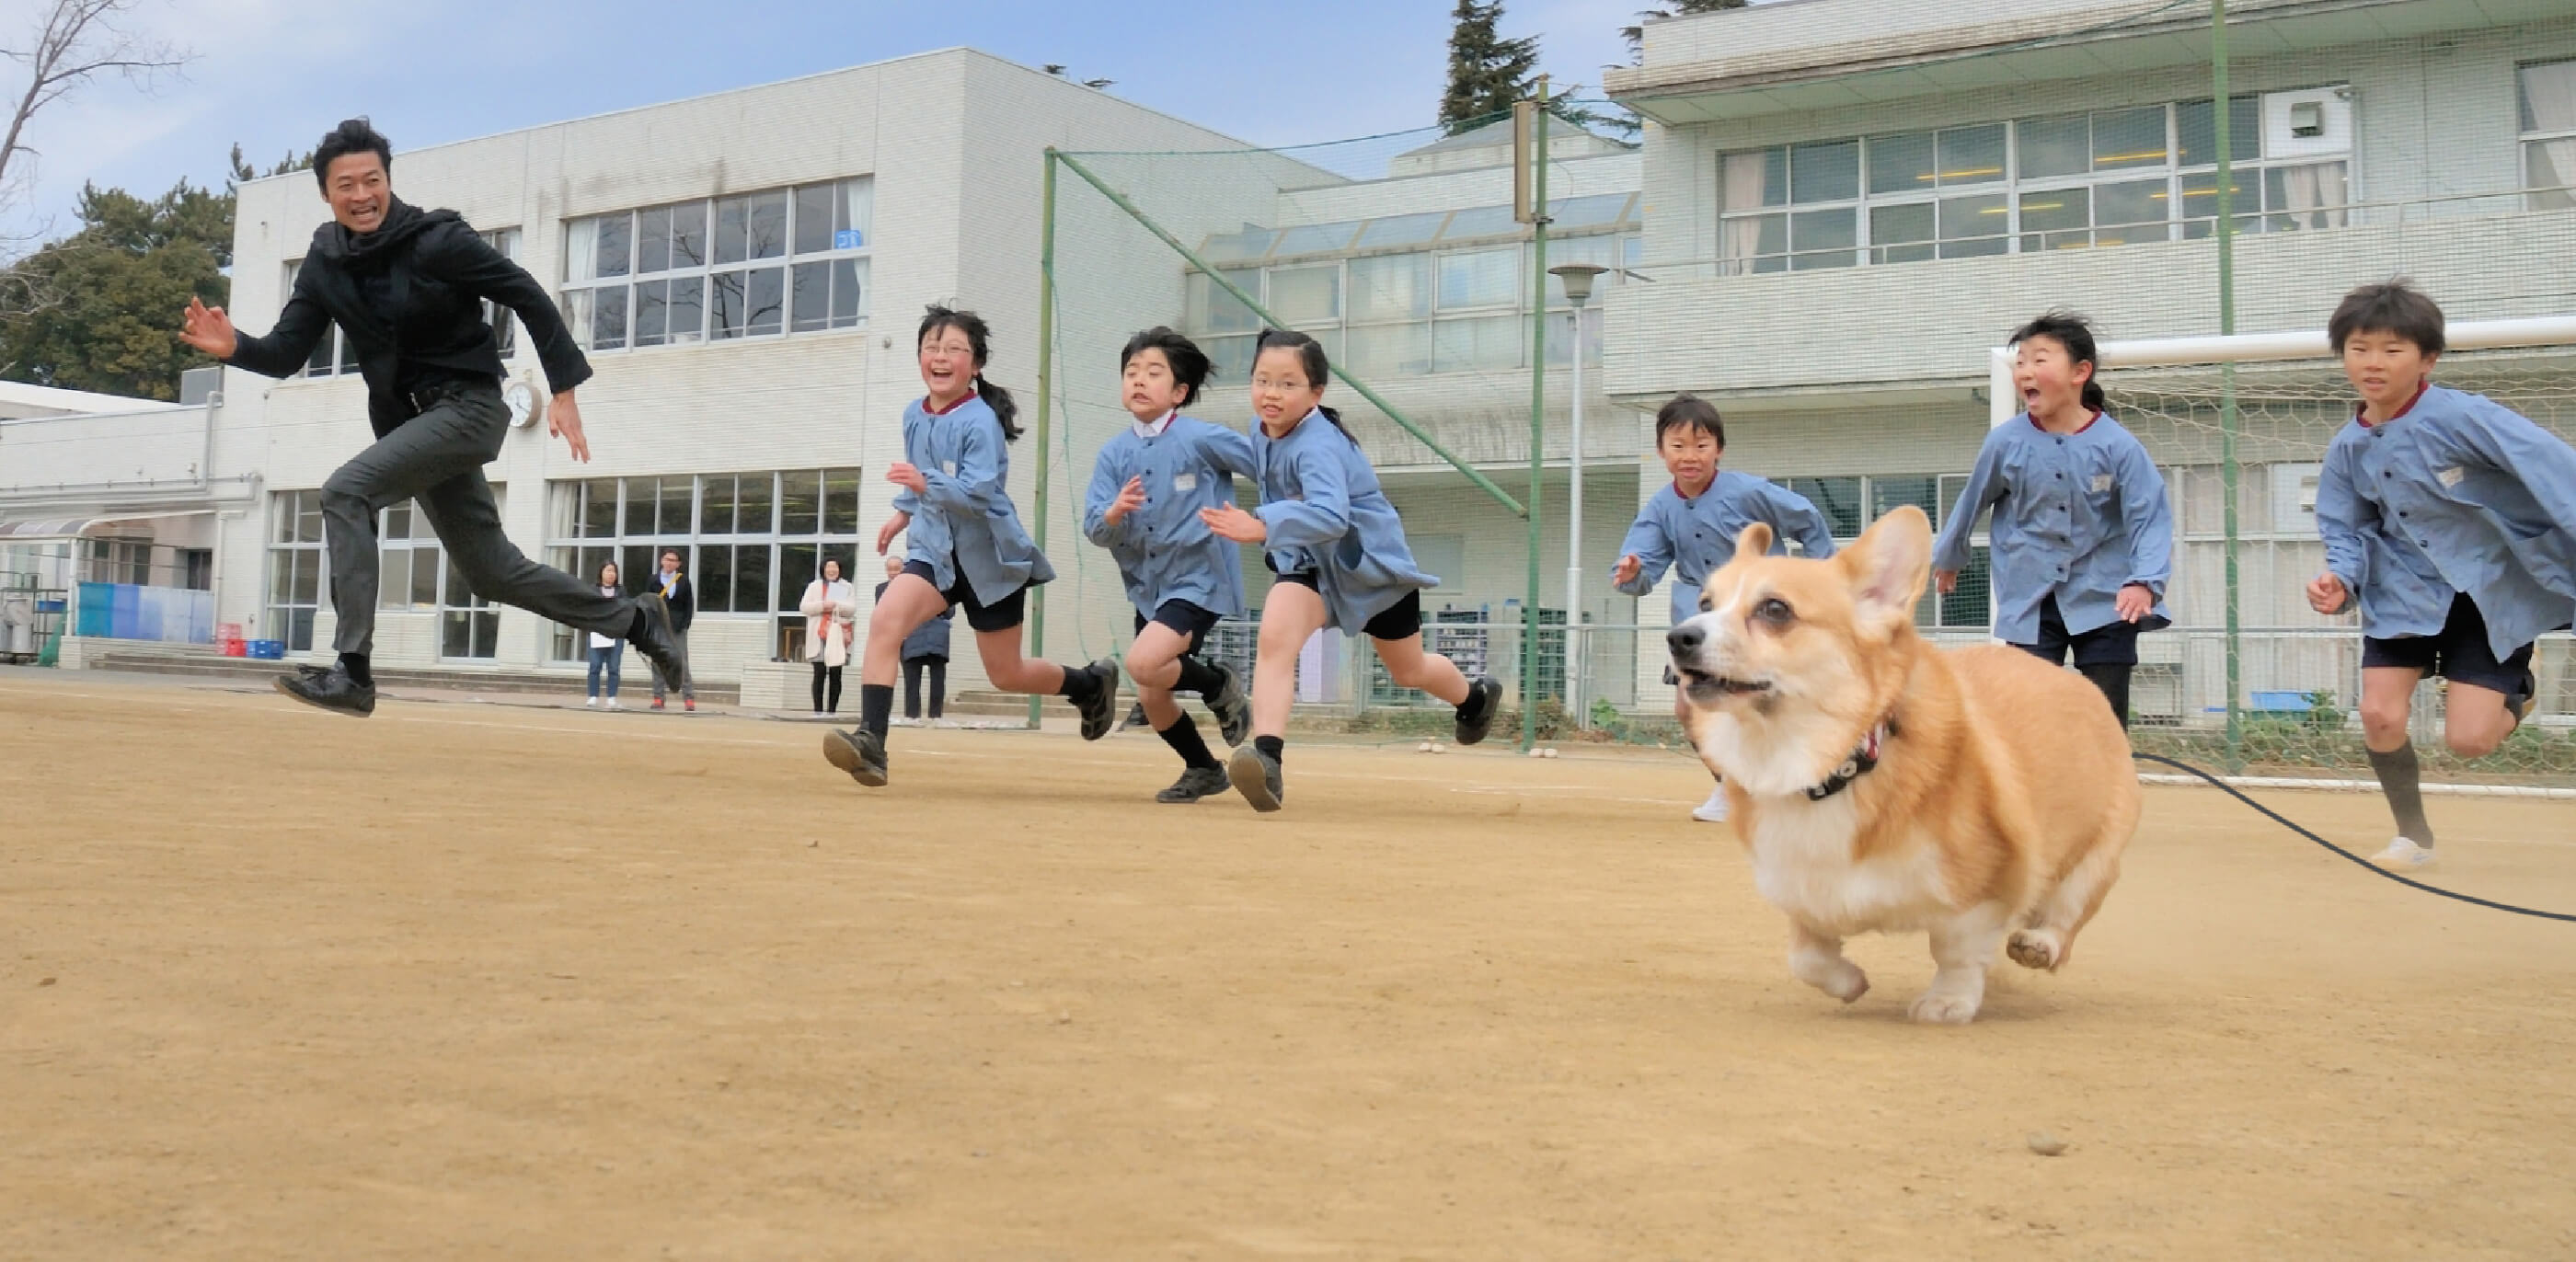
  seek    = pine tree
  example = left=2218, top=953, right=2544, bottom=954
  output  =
left=1438, top=0, right=1540, bottom=135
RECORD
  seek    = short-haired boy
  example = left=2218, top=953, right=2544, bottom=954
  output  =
left=2307, top=281, right=2576, bottom=871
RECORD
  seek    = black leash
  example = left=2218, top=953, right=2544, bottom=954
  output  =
left=2133, top=751, right=2576, bottom=924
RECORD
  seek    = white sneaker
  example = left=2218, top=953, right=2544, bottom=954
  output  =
left=2369, top=836, right=2437, bottom=871
left=585, top=696, right=598, bottom=707
left=1692, top=784, right=1731, bottom=823
left=606, top=697, right=621, bottom=710
left=812, top=710, right=825, bottom=718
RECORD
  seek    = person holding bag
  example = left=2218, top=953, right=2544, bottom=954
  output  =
left=800, top=556, right=857, bottom=717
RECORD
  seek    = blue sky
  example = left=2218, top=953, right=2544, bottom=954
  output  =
left=8, top=0, right=1693, bottom=241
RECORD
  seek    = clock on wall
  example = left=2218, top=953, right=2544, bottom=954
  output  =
left=504, top=379, right=542, bottom=430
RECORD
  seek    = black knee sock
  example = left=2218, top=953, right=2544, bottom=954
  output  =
left=339, top=652, right=373, bottom=687
left=2078, top=662, right=2133, bottom=729
left=1173, top=654, right=1225, bottom=697
left=1056, top=661, right=1102, bottom=702
left=859, top=683, right=894, bottom=740
left=1255, top=734, right=1284, bottom=763
left=1156, top=711, right=1222, bottom=770
left=2368, top=741, right=2435, bottom=847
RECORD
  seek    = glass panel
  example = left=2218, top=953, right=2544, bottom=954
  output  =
left=839, top=178, right=873, bottom=247
left=378, top=548, right=409, bottom=609
left=299, top=497, right=325, bottom=544
left=2018, top=114, right=2088, bottom=180
left=287, top=607, right=315, bottom=653
left=1441, top=203, right=1521, bottom=238
left=637, top=206, right=673, bottom=275
left=625, top=477, right=657, bottom=535
left=1342, top=323, right=1431, bottom=378
left=579, top=546, right=613, bottom=591
left=831, top=258, right=868, bottom=327
left=620, top=545, right=653, bottom=596
left=1938, top=193, right=2010, bottom=256
left=669, top=276, right=705, bottom=343
left=1273, top=222, right=1358, bottom=255
left=1789, top=139, right=1859, bottom=203
left=558, top=289, right=592, bottom=350
left=660, top=476, right=693, bottom=535
left=594, top=212, right=631, bottom=279
left=1199, top=227, right=1278, bottom=263
left=339, top=328, right=359, bottom=374
left=305, top=324, right=336, bottom=377
left=2523, top=60, right=2576, bottom=132
left=591, top=284, right=628, bottom=351
left=1547, top=193, right=1632, bottom=228
left=581, top=479, right=617, bottom=538
left=1787, top=477, right=1864, bottom=537
left=701, top=475, right=735, bottom=536
left=2093, top=106, right=2168, bottom=171
left=1431, top=315, right=1522, bottom=373
left=794, top=185, right=835, bottom=255
left=737, top=473, right=774, bottom=535
left=776, top=543, right=817, bottom=613
left=2095, top=178, right=2169, bottom=246
left=291, top=551, right=319, bottom=604
left=2265, top=162, right=2348, bottom=231
left=1269, top=265, right=1340, bottom=324
left=2177, top=98, right=2262, bottom=166
left=1870, top=202, right=1936, bottom=264
left=1436, top=247, right=1519, bottom=309
left=1348, top=253, right=1431, bottom=321
left=1870, top=475, right=1939, bottom=524
left=2178, top=171, right=2260, bottom=237
left=2018, top=187, right=2091, bottom=252
left=713, top=195, right=751, bottom=266
left=633, top=279, right=670, bottom=347
left=1207, top=334, right=1259, bottom=386
left=746, top=191, right=788, bottom=261
left=780, top=470, right=822, bottom=535
left=746, top=267, right=786, bottom=336
left=2531, top=140, right=2576, bottom=210
left=1936, top=124, right=2007, bottom=186
left=791, top=261, right=831, bottom=332
left=1188, top=270, right=1260, bottom=334
left=823, top=469, right=860, bottom=536
left=411, top=545, right=442, bottom=606
left=709, top=271, right=745, bottom=339
left=671, top=201, right=708, bottom=269
left=1789, top=208, right=1857, bottom=269
left=1868, top=131, right=1935, bottom=195
left=384, top=501, right=412, bottom=540
left=1941, top=545, right=1992, bottom=627
left=732, top=544, right=770, bottom=614
left=699, top=544, right=732, bottom=613
left=1355, top=212, right=1446, bottom=248
left=1720, top=147, right=1788, bottom=209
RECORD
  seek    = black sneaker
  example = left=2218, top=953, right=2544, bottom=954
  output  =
left=1156, top=765, right=1232, bottom=803
left=1227, top=743, right=1283, bottom=813
left=2510, top=668, right=2538, bottom=726
left=1455, top=676, right=1503, bottom=746
left=822, top=728, right=889, bottom=787
left=627, top=593, right=689, bottom=695
left=1205, top=662, right=1252, bottom=747
left=1075, top=658, right=1121, bottom=741
left=274, top=663, right=375, bottom=717
left=1119, top=701, right=1151, bottom=732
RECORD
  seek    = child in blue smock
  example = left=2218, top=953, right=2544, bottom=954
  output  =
left=822, top=306, right=1121, bottom=788
left=1933, top=311, right=2175, bottom=729
left=1199, top=328, right=1503, bottom=812
left=1613, top=394, right=1836, bottom=824
left=2305, top=281, right=2576, bottom=872
left=1084, top=327, right=1260, bottom=804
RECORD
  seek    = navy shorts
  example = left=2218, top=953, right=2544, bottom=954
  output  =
left=2362, top=592, right=2536, bottom=695
left=2015, top=593, right=2142, bottom=669
left=1270, top=568, right=1423, bottom=640
left=899, top=559, right=1027, bottom=635
left=1133, top=599, right=1221, bottom=656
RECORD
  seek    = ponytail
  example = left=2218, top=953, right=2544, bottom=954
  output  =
left=918, top=304, right=1022, bottom=442
left=2079, top=380, right=2107, bottom=413
left=974, top=373, right=1021, bottom=441
left=1315, top=404, right=1354, bottom=443
left=1255, top=327, right=1358, bottom=448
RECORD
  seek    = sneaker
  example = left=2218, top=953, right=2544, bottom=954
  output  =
left=651, top=697, right=665, bottom=711
left=585, top=696, right=598, bottom=707
left=605, top=697, right=621, bottom=710
left=2369, top=836, right=2437, bottom=871
left=684, top=699, right=696, bottom=713
left=1156, top=765, right=1232, bottom=804
left=274, top=663, right=376, bottom=717
left=1227, top=743, right=1283, bottom=813
left=823, top=728, right=889, bottom=787
left=1119, top=701, right=1151, bottom=732
left=1455, top=676, right=1503, bottom=746
left=1075, top=658, right=1121, bottom=741
left=626, top=593, right=689, bottom=697
left=812, top=710, right=826, bottom=719
left=1205, top=663, right=1252, bottom=747
left=1692, top=784, right=1731, bottom=823
left=2509, top=669, right=2537, bottom=726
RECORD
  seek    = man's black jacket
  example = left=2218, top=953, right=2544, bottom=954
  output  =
left=226, top=199, right=592, bottom=435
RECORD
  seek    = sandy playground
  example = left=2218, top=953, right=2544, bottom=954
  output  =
left=5, top=670, right=2574, bottom=1259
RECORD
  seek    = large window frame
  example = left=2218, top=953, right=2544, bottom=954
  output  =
left=2522, top=59, right=2576, bottom=211
left=1717, top=93, right=2353, bottom=275
left=559, top=178, right=873, bottom=354
left=546, top=469, right=863, bottom=662
left=292, top=228, right=521, bottom=379
left=375, top=494, right=505, bottom=660
left=265, top=490, right=325, bottom=651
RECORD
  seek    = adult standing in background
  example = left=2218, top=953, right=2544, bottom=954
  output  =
left=802, top=557, right=857, bottom=717
left=587, top=560, right=627, bottom=709
left=651, top=548, right=696, bottom=712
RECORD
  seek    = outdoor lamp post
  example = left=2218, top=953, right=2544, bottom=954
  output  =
left=1549, top=261, right=1608, bottom=725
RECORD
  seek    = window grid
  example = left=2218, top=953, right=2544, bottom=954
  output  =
left=2521, top=59, right=2576, bottom=212
left=559, top=178, right=873, bottom=354
left=265, top=490, right=325, bottom=652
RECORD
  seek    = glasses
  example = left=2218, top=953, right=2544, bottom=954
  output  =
left=1250, top=377, right=1311, bottom=393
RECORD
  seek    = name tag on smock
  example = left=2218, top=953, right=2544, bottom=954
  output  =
left=2437, top=466, right=2465, bottom=488
left=2091, top=474, right=2113, bottom=493
left=943, top=461, right=958, bottom=476
left=1172, top=472, right=1199, bottom=493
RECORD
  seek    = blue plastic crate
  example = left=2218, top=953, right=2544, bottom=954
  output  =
left=247, top=639, right=286, bottom=660
left=2248, top=690, right=2314, bottom=712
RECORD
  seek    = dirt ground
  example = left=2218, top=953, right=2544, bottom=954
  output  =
left=6, top=671, right=2575, bottom=1260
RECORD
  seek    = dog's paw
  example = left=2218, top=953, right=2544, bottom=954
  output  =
left=1790, top=953, right=1869, bottom=1004
left=2007, top=929, right=2063, bottom=971
left=1908, top=989, right=1983, bottom=1025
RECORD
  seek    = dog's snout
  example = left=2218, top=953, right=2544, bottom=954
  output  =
left=1667, top=625, right=1705, bottom=659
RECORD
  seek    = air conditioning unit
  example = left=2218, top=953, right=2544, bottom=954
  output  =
left=2263, top=87, right=2352, bottom=159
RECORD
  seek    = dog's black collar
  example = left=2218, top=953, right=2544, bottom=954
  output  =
left=1805, top=717, right=1900, bottom=801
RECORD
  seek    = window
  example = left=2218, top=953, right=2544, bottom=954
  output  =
left=2521, top=60, right=2576, bottom=211
left=1788, top=474, right=1990, bottom=630
left=481, top=228, right=522, bottom=358
left=266, top=490, right=325, bottom=651
left=290, top=227, right=523, bottom=377
left=546, top=469, right=861, bottom=662
left=374, top=492, right=506, bottom=659
left=561, top=178, right=872, bottom=352
left=1717, top=93, right=2350, bottom=273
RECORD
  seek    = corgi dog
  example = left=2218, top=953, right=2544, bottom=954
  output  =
left=1665, top=506, right=2138, bottom=1025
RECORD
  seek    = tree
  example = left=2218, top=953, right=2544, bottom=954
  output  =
left=0, top=0, right=187, bottom=317
left=0, top=178, right=228, bottom=397
left=1438, top=0, right=1540, bottom=135
left=1622, top=0, right=1749, bottom=65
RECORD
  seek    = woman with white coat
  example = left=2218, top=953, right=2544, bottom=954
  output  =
left=800, top=556, right=858, bottom=717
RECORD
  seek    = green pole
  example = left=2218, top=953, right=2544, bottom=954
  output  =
left=1523, top=81, right=1550, bottom=753
left=2213, top=1, right=2244, bottom=773
left=1028, top=149, right=1059, bottom=730
left=1052, top=148, right=1526, bottom=521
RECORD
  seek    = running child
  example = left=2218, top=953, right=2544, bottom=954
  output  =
left=1612, top=394, right=1837, bottom=824
left=1934, top=310, right=2174, bottom=728
left=1198, top=328, right=1502, bottom=812
left=823, top=306, right=1120, bottom=786
left=1082, top=327, right=1259, bottom=803
left=2306, top=280, right=2576, bottom=871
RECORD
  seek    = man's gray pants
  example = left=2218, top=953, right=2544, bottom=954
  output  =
left=321, top=382, right=634, bottom=658
left=651, top=630, right=694, bottom=702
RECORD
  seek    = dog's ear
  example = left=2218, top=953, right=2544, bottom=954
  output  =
left=1735, top=521, right=1775, bottom=558
left=1840, top=506, right=1932, bottom=637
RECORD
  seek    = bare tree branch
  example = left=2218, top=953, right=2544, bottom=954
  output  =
left=0, top=0, right=188, bottom=316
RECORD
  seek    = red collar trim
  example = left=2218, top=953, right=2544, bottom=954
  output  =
left=1671, top=473, right=1719, bottom=500
left=2357, top=380, right=2431, bottom=428
left=2028, top=408, right=2102, bottom=435
left=924, top=389, right=979, bottom=417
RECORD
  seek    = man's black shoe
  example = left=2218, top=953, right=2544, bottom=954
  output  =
left=627, top=593, right=688, bottom=694
left=274, top=663, right=376, bottom=717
